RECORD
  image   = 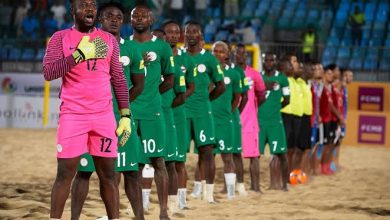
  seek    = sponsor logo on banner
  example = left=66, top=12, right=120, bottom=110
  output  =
left=358, top=87, right=384, bottom=111
left=0, top=73, right=61, bottom=96
left=0, top=94, right=60, bottom=128
left=358, top=115, right=386, bottom=144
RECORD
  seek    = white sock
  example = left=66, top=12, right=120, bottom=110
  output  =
left=224, top=173, right=236, bottom=199
left=168, top=195, right=179, bottom=213
left=201, top=180, right=207, bottom=200
left=96, top=217, right=108, bottom=220
left=191, top=181, right=201, bottom=198
left=237, top=182, right=248, bottom=196
left=206, top=184, right=215, bottom=203
left=178, top=188, right=187, bottom=209
left=142, top=188, right=151, bottom=210
left=142, top=164, right=155, bottom=178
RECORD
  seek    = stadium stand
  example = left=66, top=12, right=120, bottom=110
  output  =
left=0, top=0, right=389, bottom=78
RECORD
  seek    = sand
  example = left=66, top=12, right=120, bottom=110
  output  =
left=0, top=128, right=390, bottom=220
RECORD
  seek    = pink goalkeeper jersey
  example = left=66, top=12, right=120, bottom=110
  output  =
left=240, top=65, right=265, bottom=132
left=43, top=27, right=128, bottom=115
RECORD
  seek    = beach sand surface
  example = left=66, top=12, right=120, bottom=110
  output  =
left=0, top=128, right=389, bottom=220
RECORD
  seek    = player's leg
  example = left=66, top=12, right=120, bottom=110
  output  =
left=70, top=153, right=95, bottom=220
left=291, top=116, right=302, bottom=171
left=51, top=117, right=89, bottom=218
left=150, top=157, right=170, bottom=219
left=269, top=121, right=289, bottom=191
left=299, top=115, right=312, bottom=175
left=89, top=112, right=120, bottom=219
left=51, top=157, right=80, bottom=218
left=269, top=155, right=281, bottom=190
left=231, top=118, right=246, bottom=196
left=141, top=164, right=154, bottom=211
left=249, top=157, right=260, bottom=192
left=93, top=156, right=119, bottom=218
left=166, top=161, right=178, bottom=212
left=175, top=120, right=189, bottom=208
left=282, top=113, right=294, bottom=172
left=122, top=171, right=145, bottom=220
left=242, top=131, right=260, bottom=192
left=193, top=115, right=216, bottom=203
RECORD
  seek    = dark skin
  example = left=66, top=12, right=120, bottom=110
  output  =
left=263, top=54, right=289, bottom=191
left=185, top=23, right=225, bottom=187
left=234, top=46, right=263, bottom=192
left=70, top=6, right=145, bottom=220
left=213, top=43, right=237, bottom=174
left=164, top=22, right=194, bottom=194
left=131, top=6, right=170, bottom=220
left=50, top=0, right=119, bottom=219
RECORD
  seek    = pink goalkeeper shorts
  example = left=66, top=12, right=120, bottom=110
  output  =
left=242, top=131, right=260, bottom=158
left=56, top=111, right=118, bottom=158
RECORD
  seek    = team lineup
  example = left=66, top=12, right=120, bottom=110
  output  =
left=43, top=1, right=353, bottom=220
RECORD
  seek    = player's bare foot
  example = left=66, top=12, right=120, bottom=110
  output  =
left=159, top=215, right=171, bottom=220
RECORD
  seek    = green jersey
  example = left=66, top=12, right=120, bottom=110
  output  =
left=112, top=38, right=145, bottom=117
left=184, top=48, right=224, bottom=118
left=172, top=49, right=196, bottom=123
left=212, top=64, right=241, bottom=123
left=127, top=35, right=174, bottom=120
left=258, top=70, right=290, bottom=122
left=231, top=63, right=249, bottom=93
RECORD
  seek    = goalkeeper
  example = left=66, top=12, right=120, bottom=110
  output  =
left=42, top=0, right=129, bottom=219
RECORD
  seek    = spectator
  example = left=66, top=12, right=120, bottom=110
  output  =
left=14, top=0, right=31, bottom=37
left=302, top=25, right=316, bottom=62
left=21, top=9, right=40, bottom=39
left=43, top=11, right=58, bottom=38
left=50, top=0, right=66, bottom=28
left=235, top=21, right=256, bottom=44
left=169, top=0, right=183, bottom=23
left=225, top=0, right=239, bottom=18
left=60, top=13, right=73, bottom=30
left=349, top=5, right=365, bottom=46
left=0, top=0, right=13, bottom=37
left=194, top=0, right=208, bottom=25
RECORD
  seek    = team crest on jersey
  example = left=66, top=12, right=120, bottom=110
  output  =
left=247, top=77, right=254, bottom=89
left=181, top=65, right=187, bottom=73
left=224, top=76, right=231, bottom=85
left=80, top=158, right=88, bottom=167
left=120, top=56, right=130, bottom=66
left=147, top=51, right=157, bottom=61
left=197, top=64, right=206, bottom=73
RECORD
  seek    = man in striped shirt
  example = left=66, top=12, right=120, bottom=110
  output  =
left=43, top=0, right=130, bottom=219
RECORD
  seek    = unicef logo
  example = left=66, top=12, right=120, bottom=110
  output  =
left=147, top=51, right=157, bottom=61
left=1, top=77, right=17, bottom=93
left=120, top=56, right=130, bottom=66
left=224, top=76, right=231, bottom=85
left=197, top=64, right=206, bottom=73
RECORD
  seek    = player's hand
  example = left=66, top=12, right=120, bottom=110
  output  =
left=116, top=109, right=132, bottom=146
left=72, top=36, right=108, bottom=63
left=142, top=52, right=152, bottom=67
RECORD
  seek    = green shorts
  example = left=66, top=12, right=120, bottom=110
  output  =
left=187, top=113, right=216, bottom=150
left=163, top=109, right=178, bottom=162
left=78, top=120, right=140, bottom=172
left=259, top=120, right=288, bottom=155
left=135, top=114, right=166, bottom=164
left=231, top=113, right=242, bottom=154
left=175, top=120, right=188, bottom=162
left=214, top=120, right=234, bottom=154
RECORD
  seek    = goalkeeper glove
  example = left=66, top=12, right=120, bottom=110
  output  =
left=116, top=109, right=132, bottom=146
left=72, top=36, right=108, bottom=63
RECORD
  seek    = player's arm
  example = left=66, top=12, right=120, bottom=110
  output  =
left=128, top=48, right=146, bottom=101
left=280, top=75, right=290, bottom=108
left=255, top=73, right=266, bottom=107
left=232, top=92, right=241, bottom=112
left=209, top=57, right=226, bottom=100
left=172, top=67, right=187, bottom=108
left=232, top=72, right=243, bottom=112
left=184, top=60, right=197, bottom=98
left=159, top=42, right=175, bottom=93
left=330, top=98, right=345, bottom=125
left=43, top=31, right=77, bottom=81
left=238, top=92, right=248, bottom=112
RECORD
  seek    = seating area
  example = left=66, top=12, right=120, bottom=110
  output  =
left=0, top=0, right=388, bottom=73
left=322, top=0, right=390, bottom=71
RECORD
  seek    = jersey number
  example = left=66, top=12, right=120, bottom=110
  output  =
left=219, top=140, right=225, bottom=150
left=87, top=59, right=97, bottom=71
left=117, top=152, right=126, bottom=167
left=199, top=130, right=206, bottom=142
left=272, top=141, right=278, bottom=152
left=100, top=137, right=112, bottom=152
left=143, top=139, right=156, bottom=153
